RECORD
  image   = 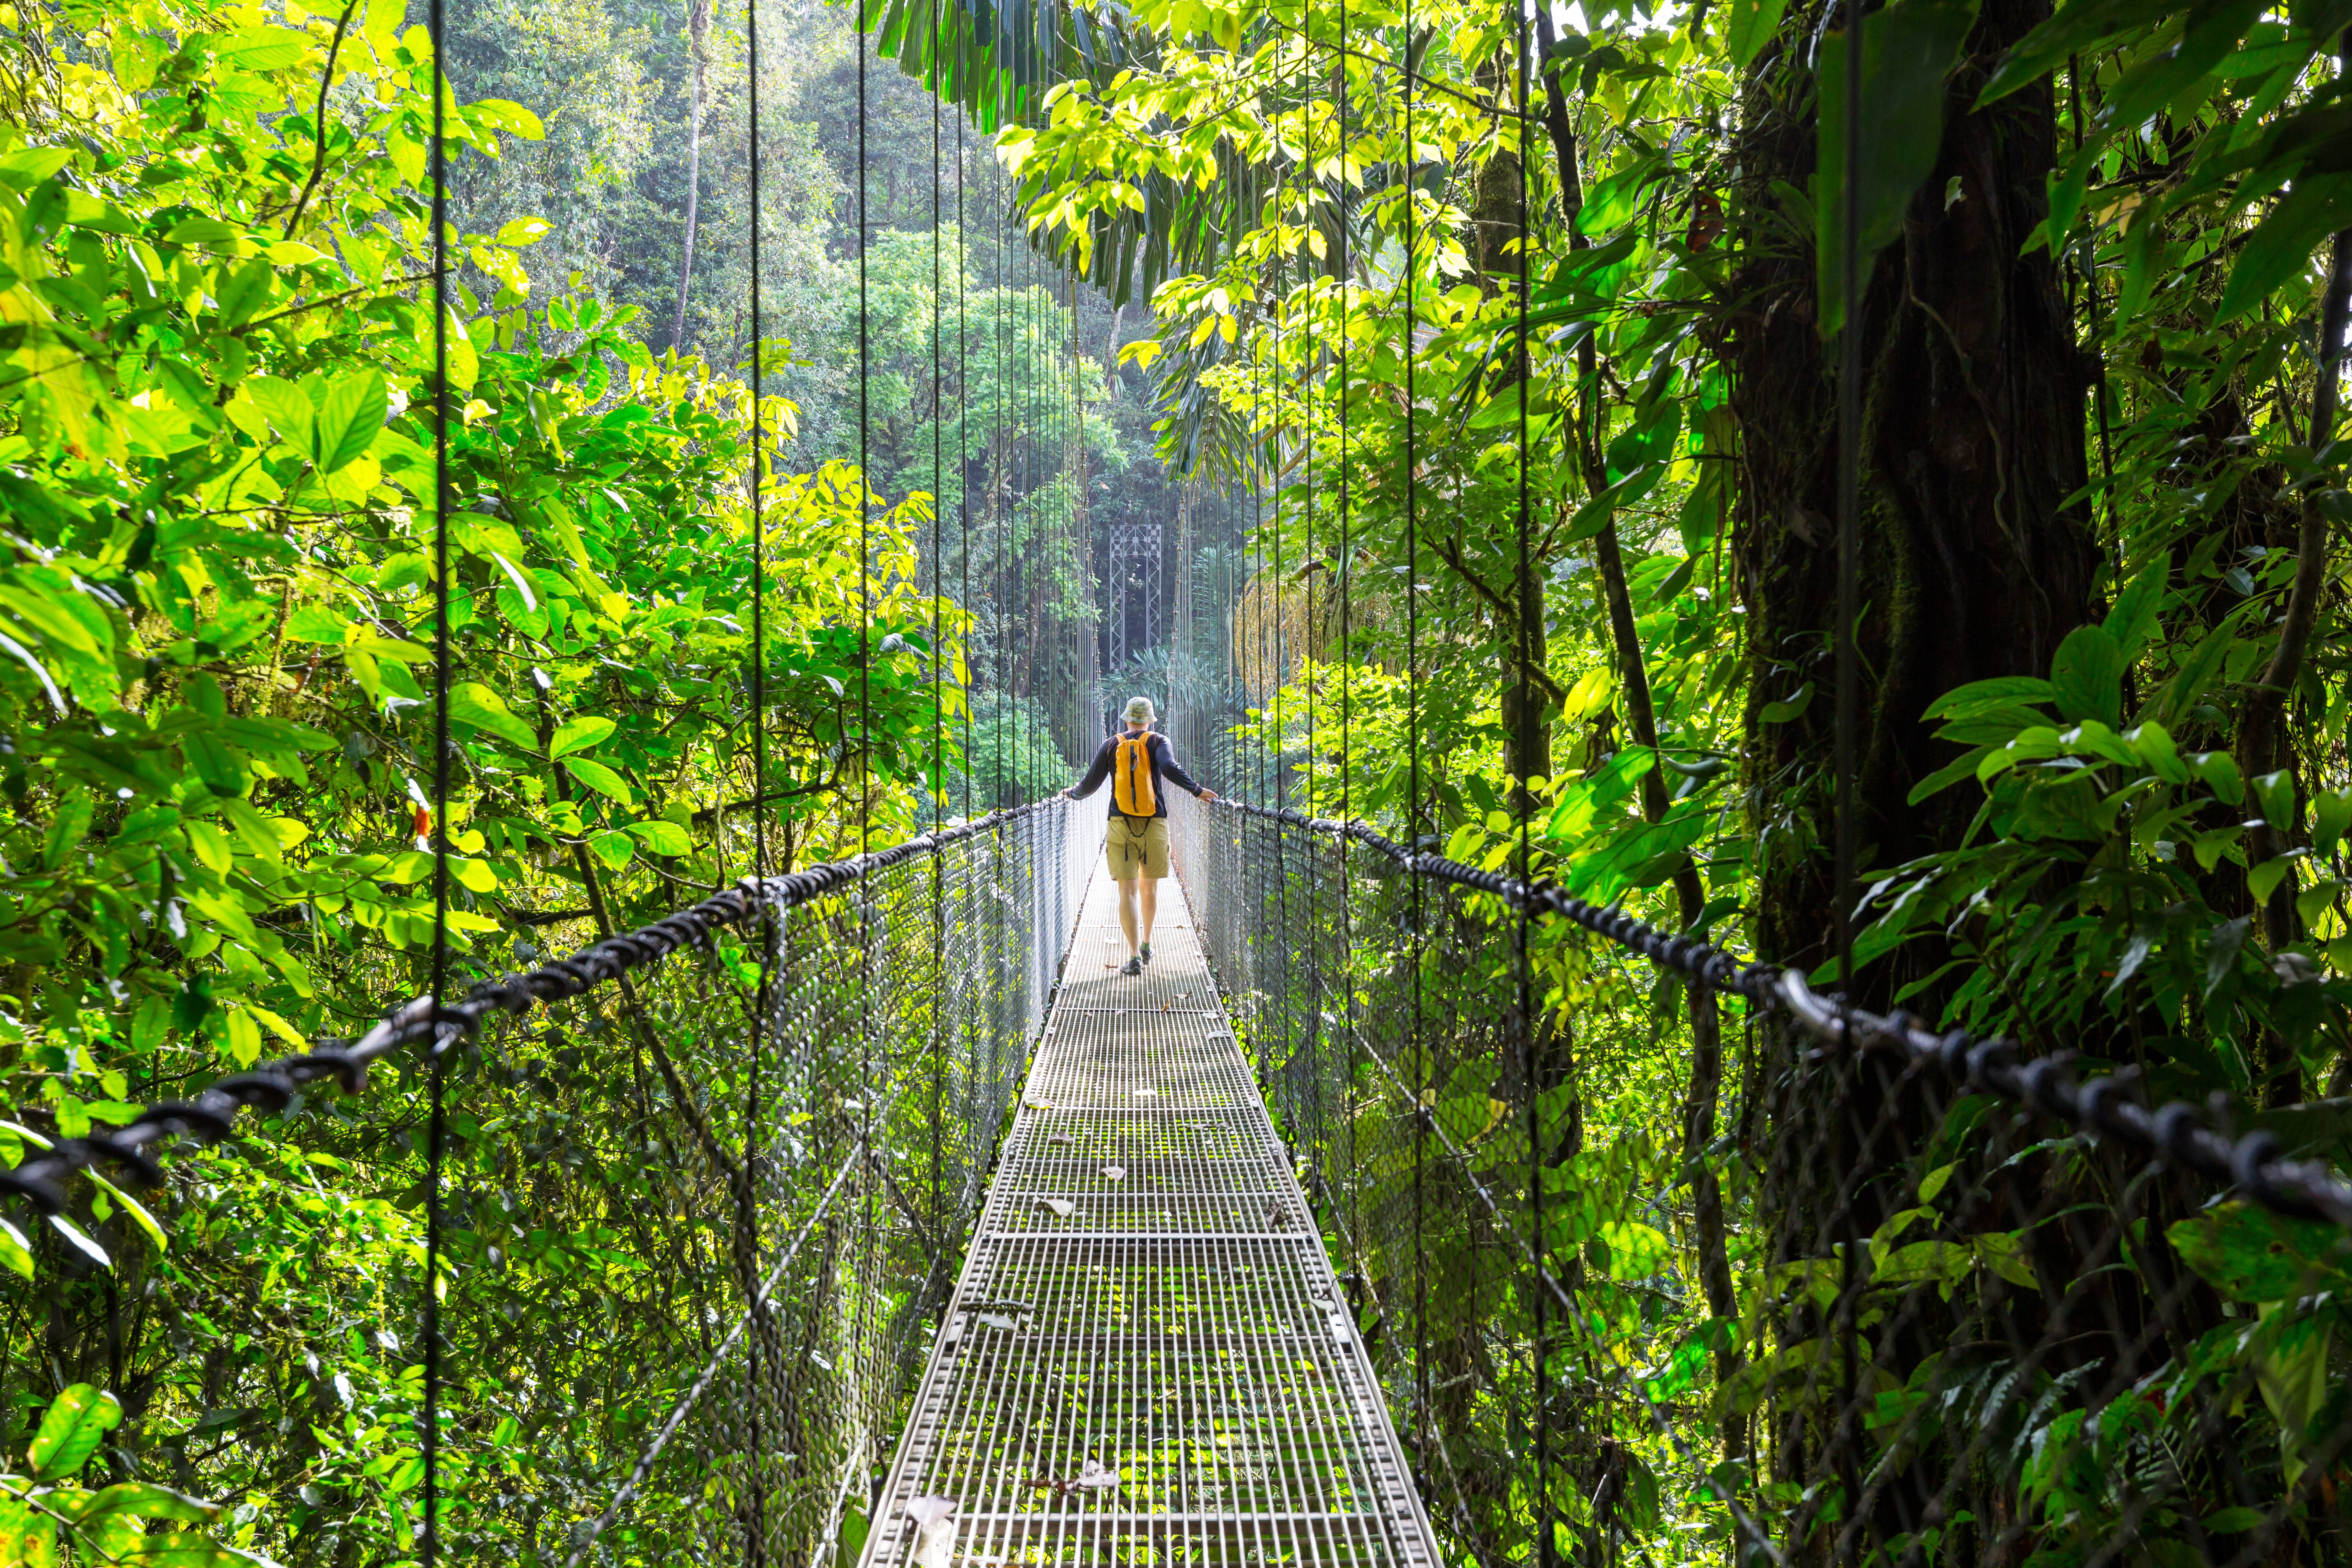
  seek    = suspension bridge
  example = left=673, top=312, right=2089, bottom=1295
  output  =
left=11, top=775, right=2351, bottom=1565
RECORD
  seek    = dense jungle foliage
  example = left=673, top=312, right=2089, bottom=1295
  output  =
left=0, top=0, right=1113, bottom=1558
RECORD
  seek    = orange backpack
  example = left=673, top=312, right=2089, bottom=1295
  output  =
left=1113, top=732, right=1158, bottom=818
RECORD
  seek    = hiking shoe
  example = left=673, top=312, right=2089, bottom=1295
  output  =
left=1140, top=942, right=1154, bottom=966
left=1120, top=956, right=1144, bottom=976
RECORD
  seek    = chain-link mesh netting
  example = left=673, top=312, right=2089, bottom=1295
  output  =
left=2, top=802, right=1099, bottom=1565
left=1171, top=791, right=2352, bottom=1568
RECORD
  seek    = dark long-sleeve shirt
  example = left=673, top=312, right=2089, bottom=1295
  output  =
left=1068, top=729, right=1200, bottom=820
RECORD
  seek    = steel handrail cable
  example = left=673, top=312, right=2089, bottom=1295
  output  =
left=0, top=799, right=1071, bottom=1216
left=1198, top=796, right=2352, bottom=1231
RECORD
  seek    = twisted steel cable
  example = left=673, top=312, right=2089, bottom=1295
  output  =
left=1205, top=797, right=2352, bottom=1231
left=0, top=802, right=1068, bottom=1217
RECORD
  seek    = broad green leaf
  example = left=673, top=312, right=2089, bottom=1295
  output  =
left=447, top=682, right=537, bottom=749
left=2248, top=855, right=2296, bottom=906
left=120, top=1530, right=271, bottom=1565
left=0, top=147, right=72, bottom=189
left=48, top=1214, right=109, bottom=1269
left=624, top=819, right=692, bottom=856
left=1815, top=0, right=1980, bottom=338
left=2191, top=750, right=2245, bottom=806
left=30, top=1385, right=122, bottom=1482
left=1723, top=0, right=1789, bottom=66
left=85, top=1170, right=167, bottom=1253
left=1923, top=675, right=2058, bottom=718
left=0, top=1216, right=31, bottom=1279
left=2048, top=624, right=2123, bottom=726
left=2251, top=769, right=2297, bottom=832
left=1759, top=681, right=1814, bottom=723
left=548, top=716, right=615, bottom=758
left=496, top=216, right=551, bottom=247
left=2314, top=787, right=2352, bottom=854
left=445, top=308, right=479, bottom=392
left=213, top=25, right=310, bottom=68
left=1978, top=0, right=2170, bottom=105
left=2101, top=551, right=2169, bottom=657
left=314, top=372, right=388, bottom=473
left=564, top=756, right=634, bottom=803
left=2168, top=1201, right=2352, bottom=1303
left=51, top=1481, right=218, bottom=1526
left=2219, top=173, right=2352, bottom=321
left=587, top=828, right=636, bottom=869
left=243, top=376, right=315, bottom=455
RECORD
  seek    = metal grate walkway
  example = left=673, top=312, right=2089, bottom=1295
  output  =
left=861, top=866, right=1442, bottom=1567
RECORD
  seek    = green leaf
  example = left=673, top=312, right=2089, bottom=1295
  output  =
left=1759, top=681, right=1814, bottom=723
left=495, top=216, right=551, bottom=247
left=2314, top=787, right=2352, bottom=854
left=243, top=376, right=314, bottom=455
left=51, top=1482, right=217, bottom=1527
left=2251, top=769, right=2296, bottom=832
left=85, top=1169, right=167, bottom=1252
left=0, top=147, right=72, bottom=190
left=2167, top=1201, right=2352, bottom=1303
left=587, top=828, right=636, bottom=869
left=445, top=308, right=479, bottom=392
left=30, top=1385, right=122, bottom=1482
left=1923, top=675, right=2057, bottom=718
left=1907, top=745, right=1994, bottom=804
left=1815, top=0, right=1980, bottom=338
left=2102, top=551, right=2169, bottom=657
left=0, top=1216, right=32, bottom=1279
left=313, top=371, right=388, bottom=473
left=2297, top=879, right=2342, bottom=929
left=446, top=683, right=537, bottom=750
left=2248, top=855, right=2296, bottom=907
left=1723, top=0, right=1790, bottom=66
left=2218, top=173, right=2352, bottom=320
left=1978, top=0, right=2170, bottom=105
left=563, top=756, right=634, bottom=804
left=625, top=819, right=692, bottom=856
left=213, top=25, right=310, bottom=68
left=2191, top=750, right=2245, bottom=806
left=42, top=788, right=94, bottom=871
left=2125, top=721, right=2188, bottom=783
left=120, top=1530, right=272, bottom=1565
left=2205, top=915, right=2252, bottom=998
left=547, top=715, right=614, bottom=760
left=2049, top=624, right=2123, bottom=726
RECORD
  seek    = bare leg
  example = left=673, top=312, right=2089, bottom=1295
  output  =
left=1138, top=877, right=1159, bottom=950
left=1116, top=875, right=1141, bottom=958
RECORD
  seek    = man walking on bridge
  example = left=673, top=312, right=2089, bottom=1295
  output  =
left=1061, top=696, right=1216, bottom=975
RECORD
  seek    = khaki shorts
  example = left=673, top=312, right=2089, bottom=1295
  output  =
left=1105, top=814, right=1171, bottom=880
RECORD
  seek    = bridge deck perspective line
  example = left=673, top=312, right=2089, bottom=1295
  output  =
left=860, top=866, right=1443, bottom=1566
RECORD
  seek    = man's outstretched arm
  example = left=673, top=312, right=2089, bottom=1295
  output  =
left=1060, top=741, right=1113, bottom=800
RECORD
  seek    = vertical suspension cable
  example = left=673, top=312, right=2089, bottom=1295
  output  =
left=959, top=112, right=972, bottom=821
left=929, top=0, right=945, bottom=1285
left=1833, top=0, right=1866, bottom=1553
left=1510, top=2, right=1546, bottom=1557
left=744, top=0, right=770, bottom=1549
left=1401, top=0, right=1429, bottom=1474
left=422, top=0, right=451, bottom=1555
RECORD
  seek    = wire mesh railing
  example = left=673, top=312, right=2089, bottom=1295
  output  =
left=2, top=801, right=1100, bottom=1566
left=1170, top=790, right=2352, bottom=1568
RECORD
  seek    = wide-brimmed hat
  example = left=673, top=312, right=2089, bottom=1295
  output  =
left=1123, top=695, right=1156, bottom=724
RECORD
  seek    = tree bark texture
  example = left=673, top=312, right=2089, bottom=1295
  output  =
left=1726, top=0, right=2100, bottom=1551
left=1728, top=0, right=2098, bottom=996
